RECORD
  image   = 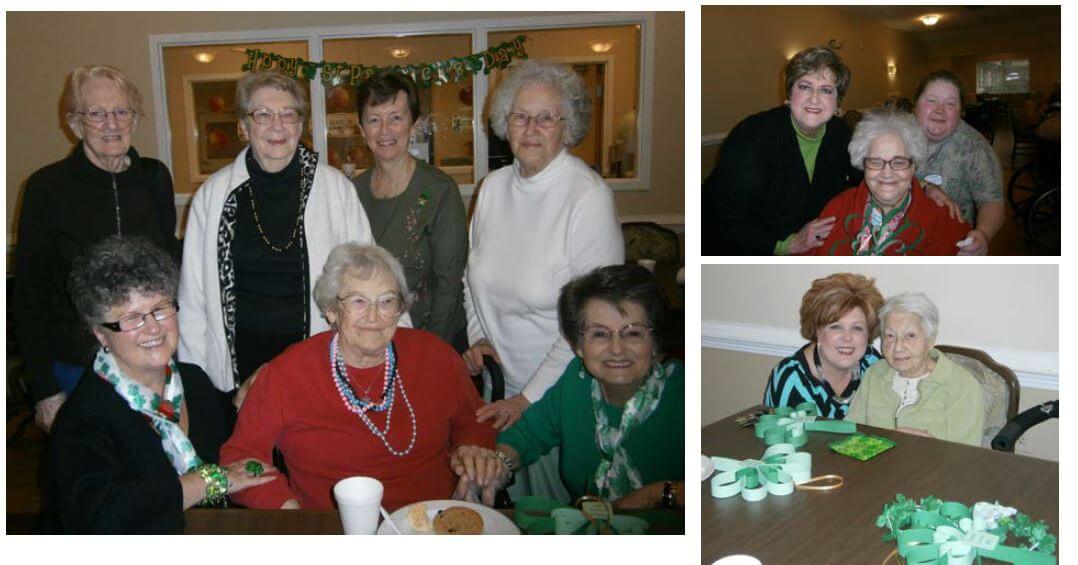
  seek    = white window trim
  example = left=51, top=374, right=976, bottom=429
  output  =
left=148, top=12, right=656, bottom=206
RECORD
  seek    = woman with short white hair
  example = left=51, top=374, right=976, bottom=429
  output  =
left=846, top=292, right=985, bottom=446
left=803, top=111, right=970, bottom=255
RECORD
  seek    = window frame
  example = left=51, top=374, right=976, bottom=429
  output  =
left=148, top=12, right=655, bottom=206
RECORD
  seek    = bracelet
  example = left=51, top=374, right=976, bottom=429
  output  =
left=194, top=463, right=230, bottom=505
left=493, top=450, right=516, bottom=488
left=660, top=481, right=676, bottom=509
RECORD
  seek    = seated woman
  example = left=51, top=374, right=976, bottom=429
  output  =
left=220, top=243, right=495, bottom=511
left=804, top=110, right=970, bottom=255
left=763, top=273, right=884, bottom=418
left=47, top=237, right=272, bottom=533
left=452, top=265, right=684, bottom=510
left=846, top=292, right=985, bottom=446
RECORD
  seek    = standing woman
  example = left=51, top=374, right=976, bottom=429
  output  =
left=179, top=70, right=374, bottom=394
left=463, top=59, right=624, bottom=501
left=352, top=70, right=468, bottom=350
left=15, top=64, right=179, bottom=433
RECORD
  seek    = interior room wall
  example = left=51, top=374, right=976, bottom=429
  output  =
left=6, top=11, right=683, bottom=244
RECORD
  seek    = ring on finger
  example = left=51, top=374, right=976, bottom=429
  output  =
left=245, top=461, right=265, bottom=477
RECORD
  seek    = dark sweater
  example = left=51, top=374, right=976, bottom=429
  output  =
left=45, top=362, right=234, bottom=534
left=703, top=106, right=861, bottom=255
left=14, top=143, right=180, bottom=401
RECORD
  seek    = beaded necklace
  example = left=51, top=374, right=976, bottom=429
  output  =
left=247, top=183, right=304, bottom=253
left=329, top=333, right=417, bottom=456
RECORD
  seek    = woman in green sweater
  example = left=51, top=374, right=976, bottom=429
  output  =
left=846, top=292, right=985, bottom=446
left=451, top=264, right=684, bottom=509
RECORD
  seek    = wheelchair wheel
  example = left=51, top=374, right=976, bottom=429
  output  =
left=1024, top=187, right=1060, bottom=254
left=1007, top=161, right=1045, bottom=217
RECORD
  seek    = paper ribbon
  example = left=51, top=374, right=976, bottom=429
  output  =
left=754, top=402, right=857, bottom=447
left=709, top=443, right=812, bottom=501
left=513, top=496, right=648, bottom=535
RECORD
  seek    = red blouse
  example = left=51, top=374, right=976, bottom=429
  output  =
left=221, top=328, right=495, bottom=511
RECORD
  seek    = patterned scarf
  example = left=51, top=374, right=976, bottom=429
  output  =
left=590, top=361, right=671, bottom=500
left=93, top=348, right=201, bottom=474
left=852, top=190, right=912, bottom=255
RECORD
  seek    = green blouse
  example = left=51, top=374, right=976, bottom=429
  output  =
left=354, top=159, right=467, bottom=345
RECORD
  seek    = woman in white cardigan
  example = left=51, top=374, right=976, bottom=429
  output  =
left=463, top=60, right=624, bottom=502
left=178, top=71, right=374, bottom=395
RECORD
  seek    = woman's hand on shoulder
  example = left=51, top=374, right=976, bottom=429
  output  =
left=789, top=217, right=836, bottom=255
left=462, top=339, right=500, bottom=376
left=923, top=183, right=962, bottom=220
left=34, top=392, right=66, bottom=433
left=476, top=394, right=529, bottom=431
left=232, top=363, right=267, bottom=411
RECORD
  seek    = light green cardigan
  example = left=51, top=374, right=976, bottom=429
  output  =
left=846, top=349, right=985, bottom=446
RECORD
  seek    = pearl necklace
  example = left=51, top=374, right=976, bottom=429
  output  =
left=329, top=333, right=417, bottom=456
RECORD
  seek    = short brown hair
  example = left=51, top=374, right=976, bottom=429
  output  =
left=355, top=70, right=421, bottom=122
left=914, top=70, right=968, bottom=110
left=784, top=46, right=851, bottom=102
left=799, top=273, right=884, bottom=340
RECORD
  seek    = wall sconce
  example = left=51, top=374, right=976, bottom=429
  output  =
left=920, top=14, right=941, bottom=26
left=887, top=64, right=897, bottom=79
left=390, top=47, right=411, bottom=59
left=589, top=41, right=614, bottom=54
left=193, top=51, right=216, bottom=64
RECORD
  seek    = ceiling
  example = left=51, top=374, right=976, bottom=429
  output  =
left=836, top=5, right=1060, bottom=36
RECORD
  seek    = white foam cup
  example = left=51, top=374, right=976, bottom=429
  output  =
left=334, top=476, right=384, bottom=534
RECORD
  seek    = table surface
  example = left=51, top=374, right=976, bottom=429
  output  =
left=701, top=406, right=1059, bottom=564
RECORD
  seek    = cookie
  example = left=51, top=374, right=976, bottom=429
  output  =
left=407, top=502, right=432, bottom=533
left=432, top=506, right=484, bottom=535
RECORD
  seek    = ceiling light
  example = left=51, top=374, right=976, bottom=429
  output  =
left=589, top=41, right=614, bottom=54
left=920, top=15, right=941, bottom=26
left=193, top=52, right=216, bottom=63
left=390, top=48, right=411, bottom=59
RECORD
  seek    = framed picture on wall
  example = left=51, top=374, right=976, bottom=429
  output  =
left=182, top=72, right=244, bottom=181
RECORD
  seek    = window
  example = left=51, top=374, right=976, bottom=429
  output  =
left=976, top=59, right=1030, bottom=95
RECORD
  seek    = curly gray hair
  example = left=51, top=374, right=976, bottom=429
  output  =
left=878, top=292, right=939, bottom=342
left=312, top=243, right=413, bottom=319
left=848, top=110, right=928, bottom=170
left=488, top=59, right=591, bottom=147
left=68, top=236, right=178, bottom=326
left=235, top=70, right=310, bottom=121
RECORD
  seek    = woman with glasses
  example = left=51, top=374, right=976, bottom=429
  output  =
left=47, top=237, right=274, bottom=533
left=221, top=244, right=495, bottom=511
left=802, top=110, right=970, bottom=255
left=462, top=59, right=624, bottom=502
left=453, top=265, right=684, bottom=511
left=15, top=64, right=180, bottom=434
left=352, top=70, right=468, bottom=351
left=179, top=70, right=374, bottom=400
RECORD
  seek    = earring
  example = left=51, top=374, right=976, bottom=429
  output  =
left=103, top=345, right=110, bottom=353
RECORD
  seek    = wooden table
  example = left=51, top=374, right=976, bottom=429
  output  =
left=701, top=406, right=1059, bottom=564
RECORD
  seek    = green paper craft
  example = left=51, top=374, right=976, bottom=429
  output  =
left=830, top=433, right=896, bottom=461
left=877, top=494, right=1057, bottom=564
left=754, top=402, right=857, bottom=447
left=710, top=443, right=812, bottom=502
left=513, top=496, right=648, bottom=535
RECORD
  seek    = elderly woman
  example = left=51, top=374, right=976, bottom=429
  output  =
left=46, top=237, right=273, bottom=533
left=220, top=243, right=495, bottom=511
left=179, top=70, right=375, bottom=395
left=913, top=70, right=1004, bottom=255
left=16, top=64, right=179, bottom=433
left=352, top=70, right=467, bottom=351
left=763, top=273, right=884, bottom=418
left=463, top=60, right=624, bottom=500
left=846, top=292, right=985, bottom=446
left=805, top=111, right=970, bottom=255
left=453, top=265, right=684, bottom=510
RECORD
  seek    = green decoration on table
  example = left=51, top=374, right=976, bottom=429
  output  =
left=241, top=36, right=529, bottom=88
left=710, top=443, right=811, bottom=502
left=513, top=496, right=648, bottom=535
left=754, top=402, right=857, bottom=447
left=876, top=493, right=1057, bottom=564
left=830, top=433, right=896, bottom=461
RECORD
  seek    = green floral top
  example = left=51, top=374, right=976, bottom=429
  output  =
left=918, top=120, right=1003, bottom=225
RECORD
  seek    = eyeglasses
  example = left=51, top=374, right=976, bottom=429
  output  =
left=863, top=156, right=914, bottom=171
left=581, top=323, right=653, bottom=346
left=100, top=300, right=179, bottom=332
left=78, top=108, right=137, bottom=125
left=247, top=108, right=303, bottom=125
left=337, top=293, right=404, bottom=318
left=506, top=111, right=565, bottom=129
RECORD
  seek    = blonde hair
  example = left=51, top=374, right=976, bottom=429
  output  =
left=799, top=273, right=885, bottom=340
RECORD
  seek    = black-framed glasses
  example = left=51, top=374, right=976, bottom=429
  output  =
left=100, top=300, right=179, bottom=332
left=78, top=108, right=137, bottom=124
left=247, top=108, right=303, bottom=125
left=581, top=323, right=653, bottom=346
left=506, top=111, right=564, bottom=129
left=863, top=156, right=913, bottom=171
left=337, top=293, right=404, bottom=318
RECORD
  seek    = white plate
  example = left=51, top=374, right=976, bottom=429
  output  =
left=701, top=455, right=715, bottom=481
left=377, top=499, right=521, bottom=535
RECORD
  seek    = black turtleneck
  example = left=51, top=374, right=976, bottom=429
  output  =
left=231, top=149, right=307, bottom=383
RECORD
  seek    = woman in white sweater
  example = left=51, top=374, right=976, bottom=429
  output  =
left=463, top=59, right=624, bottom=501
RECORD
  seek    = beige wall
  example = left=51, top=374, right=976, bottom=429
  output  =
left=6, top=11, right=683, bottom=243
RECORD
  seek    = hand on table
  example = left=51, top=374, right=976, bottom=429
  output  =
left=476, top=394, right=530, bottom=431
left=35, top=392, right=66, bottom=433
left=789, top=217, right=836, bottom=254
left=923, top=182, right=962, bottom=220
left=895, top=427, right=935, bottom=438
left=956, top=229, right=989, bottom=255
left=462, top=339, right=500, bottom=376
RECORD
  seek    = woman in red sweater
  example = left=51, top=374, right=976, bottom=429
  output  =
left=220, top=244, right=495, bottom=511
left=802, top=110, right=969, bottom=256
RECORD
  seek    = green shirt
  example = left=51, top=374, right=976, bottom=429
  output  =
left=498, top=357, right=685, bottom=502
left=793, top=116, right=827, bottom=183
left=846, top=349, right=985, bottom=446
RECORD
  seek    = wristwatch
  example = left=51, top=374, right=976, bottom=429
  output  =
left=661, top=480, right=676, bottom=509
